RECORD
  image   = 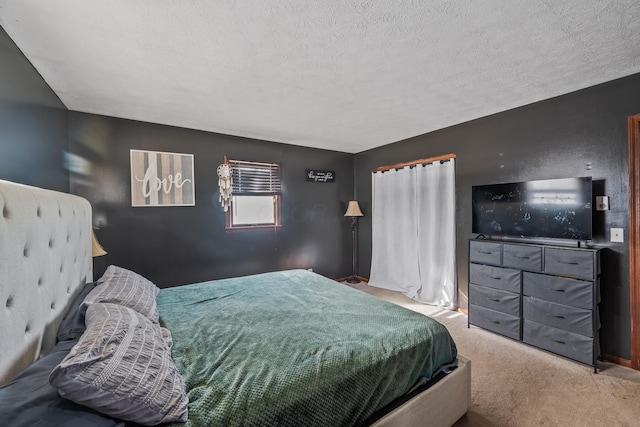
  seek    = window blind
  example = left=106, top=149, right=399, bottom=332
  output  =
left=230, top=160, right=281, bottom=195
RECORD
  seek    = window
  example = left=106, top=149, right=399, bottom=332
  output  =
left=226, top=160, right=282, bottom=231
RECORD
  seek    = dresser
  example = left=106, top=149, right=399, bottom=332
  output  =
left=468, top=239, right=600, bottom=372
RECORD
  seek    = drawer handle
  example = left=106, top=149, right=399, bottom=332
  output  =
left=560, top=261, right=580, bottom=265
left=490, top=320, right=501, bottom=324
left=489, top=276, right=502, bottom=280
left=552, top=315, right=566, bottom=319
left=553, top=340, right=566, bottom=345
left=479, top=251, right=494, bottom=255
left=552, top=289, right=566, bottom=292
left=491, top=299, right=501, bottom=303
left=516, top=255, right=531, bottom=259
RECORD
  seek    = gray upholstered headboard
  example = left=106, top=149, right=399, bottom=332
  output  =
left=0, top=180, right=93, bottom=386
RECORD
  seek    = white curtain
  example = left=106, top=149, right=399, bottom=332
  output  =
left=369, top=159, right=456, bottom=309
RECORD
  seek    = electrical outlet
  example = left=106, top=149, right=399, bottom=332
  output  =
left=610, top=228, right=624, bottom=243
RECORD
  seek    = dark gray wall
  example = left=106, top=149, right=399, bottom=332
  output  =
left=355, top=73, right=640, bottom=360
left=0, top=26, right=69, bottom=191
left=68, top=112, right=354, bottom=287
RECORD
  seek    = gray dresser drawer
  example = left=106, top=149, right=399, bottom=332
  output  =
left=470, top=284, right=520, bottom=317
left=523, top=272, right=592, bottom=309
left=502, top=244, right=542, bottom=272
left=544, top=248, right=595, bottom=281
left=468, top=239, right=600, bottom=370
left=469, top=241, right=502, bottom=265
left=469, top=263, right=520, bottom=293
left=470, top=304, right=520, bottom=340
left=523, top=296, right=593, bottom=337
left=523, top=321, right=593, bottom=365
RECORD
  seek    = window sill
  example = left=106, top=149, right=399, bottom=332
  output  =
left=225, top=224, right=283, bottom=233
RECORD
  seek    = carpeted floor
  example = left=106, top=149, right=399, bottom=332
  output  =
left=345, top=281, right=640, bottom=427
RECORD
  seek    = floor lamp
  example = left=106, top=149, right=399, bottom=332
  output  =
left=344, top=200, right=364, bottom=283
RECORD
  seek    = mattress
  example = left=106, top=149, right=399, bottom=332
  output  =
left=157, top=269, right=457, bottom=427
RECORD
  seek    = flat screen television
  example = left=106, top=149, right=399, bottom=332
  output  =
left=472, top=177, right=593, bottom=240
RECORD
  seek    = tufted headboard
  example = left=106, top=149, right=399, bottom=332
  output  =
left=0, top=180, right=93, bottom=386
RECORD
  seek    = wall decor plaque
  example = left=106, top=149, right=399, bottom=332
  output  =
left=130, top=149, right=195, bottom=207
left=306, top=169, right=335, bottom=183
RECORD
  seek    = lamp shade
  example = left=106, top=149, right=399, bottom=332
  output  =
left=91, top=229, right=107, bottom=257
left=344, top=200, right=364, bottom=217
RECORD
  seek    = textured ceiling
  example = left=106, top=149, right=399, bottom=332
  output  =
left=1, top=1, right=639, bottom=153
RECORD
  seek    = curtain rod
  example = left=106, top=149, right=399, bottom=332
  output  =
left=374, top=153, right=456, bottom=173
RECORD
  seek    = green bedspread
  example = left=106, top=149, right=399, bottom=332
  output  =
left=157, top=269, right=457, bottom=427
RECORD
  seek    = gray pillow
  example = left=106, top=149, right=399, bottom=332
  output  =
left=49, top=303, right=188, bottom=426
left=56, top=281, right=98, bottom=342
left=81, top=265, right=160, bottom=322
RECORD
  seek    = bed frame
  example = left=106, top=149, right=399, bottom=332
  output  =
left=0, top=179, right=470, bottom=426
left=0, top=180, right=93, bottom=386
left=372, top=355, right=470, bottom=426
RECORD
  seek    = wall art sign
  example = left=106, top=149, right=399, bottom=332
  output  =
left=306, top=169, right=335, bottom=183
left=130, top=149, right=195, bottom=207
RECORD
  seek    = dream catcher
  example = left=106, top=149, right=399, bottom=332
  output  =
left=217, top=156, right=232, bottom=212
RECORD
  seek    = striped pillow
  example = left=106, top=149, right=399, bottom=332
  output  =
left=49, top=303, right=188, bottom=425
left=81, top=265, right=160, bottom=322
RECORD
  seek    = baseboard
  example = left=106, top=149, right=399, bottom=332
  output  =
left=336, top=275, right=369, bottom=283
left=456, top=307, right=469, bottom=315
left=602, top=353, right=632, bottom=368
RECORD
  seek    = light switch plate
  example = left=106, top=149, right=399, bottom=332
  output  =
left=611, top=228, right=624, bottom=243
left=596, top=196, right=609, bottom=211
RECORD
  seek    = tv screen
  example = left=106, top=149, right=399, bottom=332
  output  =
left=472, top=177, right=593, bottom=240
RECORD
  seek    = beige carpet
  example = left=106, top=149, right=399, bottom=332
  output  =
left=345, top=282, right=640, bottom=427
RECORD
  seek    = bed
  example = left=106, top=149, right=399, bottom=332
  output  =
left=0, top=179, right=470, bottom=426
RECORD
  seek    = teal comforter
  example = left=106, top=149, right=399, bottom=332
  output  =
left=157, top=270, right=457, bottom=427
